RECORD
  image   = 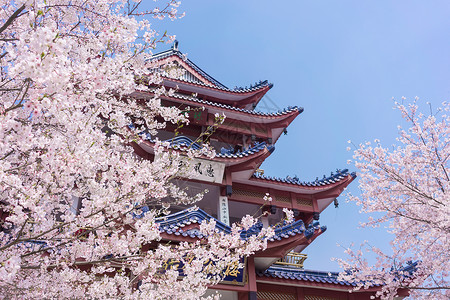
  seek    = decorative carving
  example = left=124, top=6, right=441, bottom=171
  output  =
left=276, top=195, right=291, bottom=203
left=233, top=189, right=266, bottom=199
left=255, top=168, right=264, bottom=175
left=296, top=198, right=313, bottom=207
left=275, top=252, right=307, bottom=268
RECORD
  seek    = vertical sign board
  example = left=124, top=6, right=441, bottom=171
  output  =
left=218, top=196, right=230, bottom=226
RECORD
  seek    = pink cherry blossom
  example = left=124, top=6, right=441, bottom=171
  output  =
left=338, top=100, right=450, bottom=299
left=0, top=1, right=272, bottom=298
left=282, top=208, right=294, bottom=223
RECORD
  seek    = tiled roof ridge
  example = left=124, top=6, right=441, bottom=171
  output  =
left=137, top=133, right=273, bottom=159
left=257, top=265, right=358, bottom=287
left=259, top=261, right=417, bottom=287
left=154, top=207, right=320, bottom=242
left=252, top=169, right=356, bottom=187
left=156, top=207, right=231, bottom=234
left=233, top=80, right=273, bottom=92
left=164, top=90, right=303, bottom=117
left=165, top=74, right=272, bottom=94
left=149, top=48, right=228, bottom=89
left=216, top=141, right=273, bottom=159
left=149, top=49, right=273, bottom=93
left=265, top=265, right=340, bottom=276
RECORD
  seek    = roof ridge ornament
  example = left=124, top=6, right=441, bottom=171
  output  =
left=172, top=40, right=179, bottom=51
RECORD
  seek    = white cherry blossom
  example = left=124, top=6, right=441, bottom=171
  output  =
left=0, top=1, right=272, bottom=298
left=339, top=101, right=450, bottom=299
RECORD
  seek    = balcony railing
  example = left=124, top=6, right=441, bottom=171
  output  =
left=275, top=252, right=307, bottom=268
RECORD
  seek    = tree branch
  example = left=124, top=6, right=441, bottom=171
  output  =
left=0, top=5, right=26, bottom=35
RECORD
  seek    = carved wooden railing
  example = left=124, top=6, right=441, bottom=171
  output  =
left=275, top=252, right=307, bottom=268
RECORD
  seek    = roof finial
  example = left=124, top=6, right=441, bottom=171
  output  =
left=172, top=40, right=179, bottom=51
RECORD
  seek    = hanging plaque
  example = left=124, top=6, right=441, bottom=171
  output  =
left=182, top=157, right=225, bottom=184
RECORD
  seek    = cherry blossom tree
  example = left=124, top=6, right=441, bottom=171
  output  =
left=339, top=100, right=450, bottom=299
left=0, top=1, right=274, bottom=298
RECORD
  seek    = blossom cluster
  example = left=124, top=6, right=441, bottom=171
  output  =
left=338, top=100, right=450, bottom=299
left=0, top=1, right=272, bottom=299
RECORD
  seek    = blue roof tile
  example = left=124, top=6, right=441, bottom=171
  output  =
left=138, top=133, right=274, bottom=160
left=153, top=207, right=320, bottom=242
left=253, top=169, right=356, bottom=187
left=257, top=265, right=358, bottom=287
left=161, top=90, right=303, bottom=117
left=259, top=262, right=417, bottom=288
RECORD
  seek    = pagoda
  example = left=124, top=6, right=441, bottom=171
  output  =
left=130, top=42, right=404, bottom=300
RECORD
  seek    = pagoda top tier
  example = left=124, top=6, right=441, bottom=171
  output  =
left=148, top=41, right=273, bottom=110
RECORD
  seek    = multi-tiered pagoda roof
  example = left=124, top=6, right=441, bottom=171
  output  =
left=130, top=42, right=379, bottom=299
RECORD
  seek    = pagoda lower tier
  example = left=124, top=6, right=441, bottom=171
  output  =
left=140, top=207, right=398, bottom=300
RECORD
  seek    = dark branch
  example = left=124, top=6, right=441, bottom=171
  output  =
left=0, top=5, right=26, bottom=35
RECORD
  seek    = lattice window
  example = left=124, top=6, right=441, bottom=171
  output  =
left=234, top=189, right=266, bottom=199
left=305, top=296, right=338, bottom=300
left=257, top=291, right=296, bottom=300
left=276, top=195, right=291, bottom=203
left=296, top=198, right=313, bottom=207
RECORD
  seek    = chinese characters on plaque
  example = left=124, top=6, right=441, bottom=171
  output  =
left=160, top=257, right=246, bottom=286
left=218, top=196, right=230, bottom=226
left=155, top=154, right=225, bottom=184
left=184, top=157, right=225, bottom=184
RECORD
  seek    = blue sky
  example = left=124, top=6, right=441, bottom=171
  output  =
left=146, top=1, right=450, bottom=271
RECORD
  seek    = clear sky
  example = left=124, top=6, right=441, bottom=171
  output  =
left=145, top=0, right=450, bottom=271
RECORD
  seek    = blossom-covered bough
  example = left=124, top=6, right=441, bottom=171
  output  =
left=0, top=1, right=279, bottom=298
left=339, top=100, right=450, bottom=299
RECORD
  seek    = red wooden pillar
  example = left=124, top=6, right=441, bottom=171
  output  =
left=296, top=287, right=304, bottom=300
left=247, top=256, right=258, bottom=299
left=238, top=292, right=247, bottom=300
